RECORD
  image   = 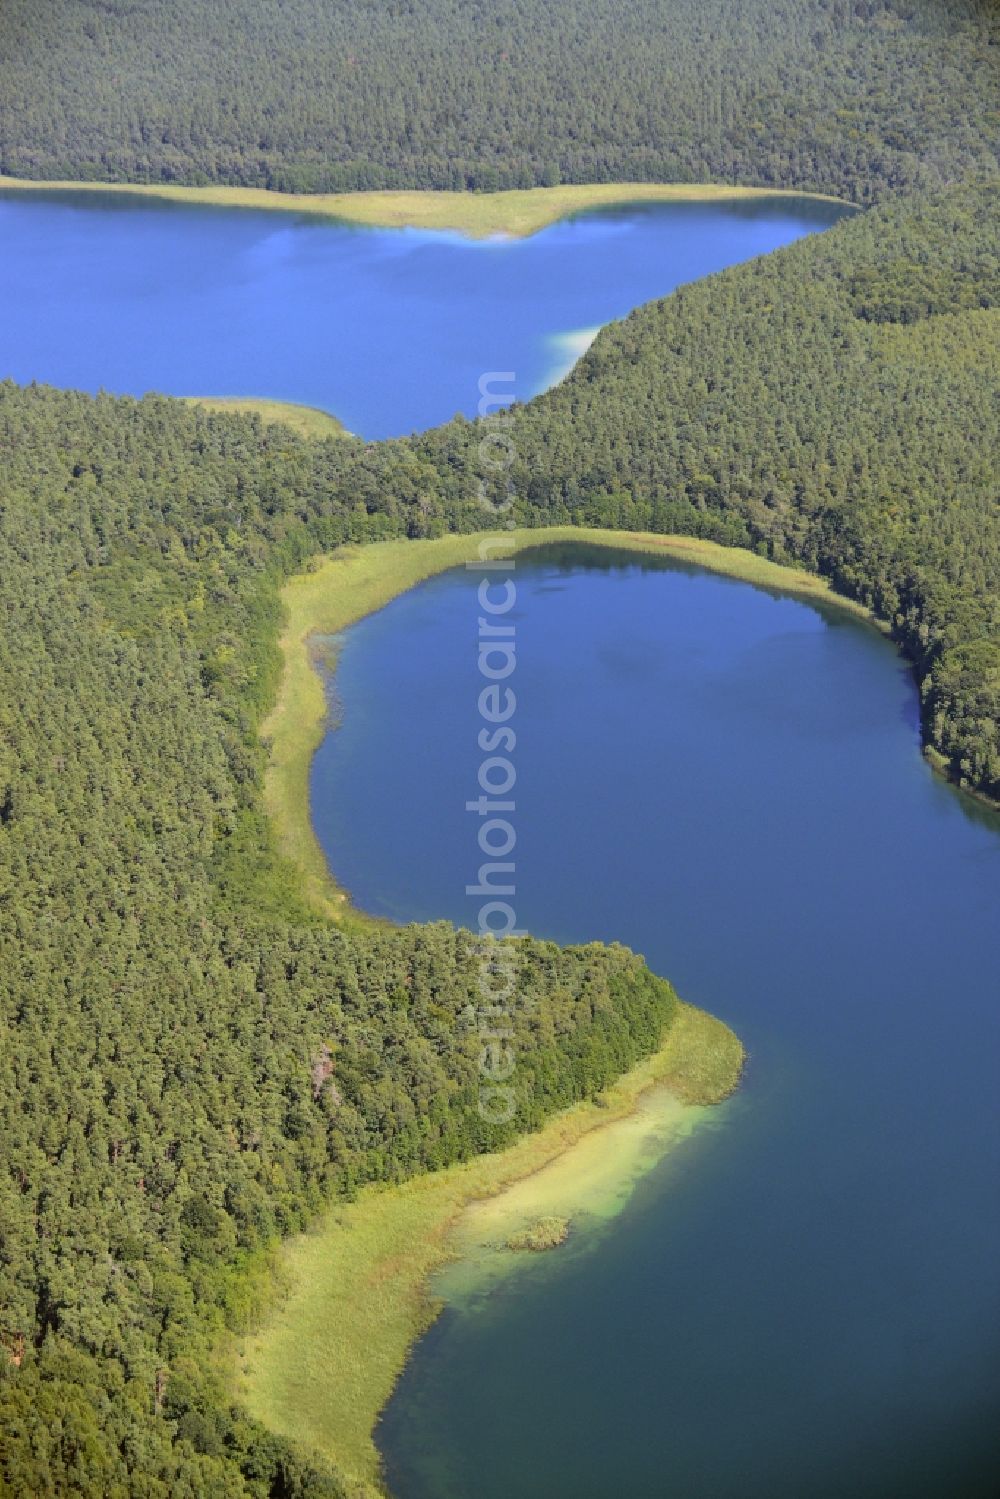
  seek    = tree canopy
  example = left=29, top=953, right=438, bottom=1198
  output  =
left=0, top=1, right=996, bottom=201
left=0, top=4, right=997, bottom=1492
left=0, top=378, right=680, bottom=1493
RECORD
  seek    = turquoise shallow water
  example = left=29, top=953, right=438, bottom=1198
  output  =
left=0, top=191, right=843, bottom=437
left=311, top=545, right=1000, bottom=1498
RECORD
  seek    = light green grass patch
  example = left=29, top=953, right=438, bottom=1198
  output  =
left=0, top=176, right=849, bottom=239
left=182, top=395, right=348, bottom=439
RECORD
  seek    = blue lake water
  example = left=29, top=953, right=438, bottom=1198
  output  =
left=6, top=179, right=994, bottom=1493
left=0, top=191, right=844, bottom=437
left=311, top=545, right=1000, bottom=1497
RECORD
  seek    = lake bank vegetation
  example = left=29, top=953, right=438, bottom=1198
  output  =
left=0, top=177, right=847, bottom=239
left=182, top=397, right=347, bottom=441
left=236, top=1003, right=742, bottom=1495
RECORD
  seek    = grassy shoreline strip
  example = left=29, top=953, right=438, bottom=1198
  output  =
left=263, top=527, right=873, bottom=923
left=0, top=177, right=850, bottom=238
left=182, top=395, right=348, bottom=439
left=235, top=1001, right=743, bottom=1495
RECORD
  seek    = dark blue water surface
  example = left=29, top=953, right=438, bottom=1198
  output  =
left=311, top=546, right=1000, bottom=1498
left=0, top=192, right=843, bottom=437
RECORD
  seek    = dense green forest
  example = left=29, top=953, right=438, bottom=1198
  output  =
left=1, top=170, right=998, bottom=1492
left=0, top=0, right=997, bottom=200
left=1, top=2, right=998, bottom=1492
left=0, top=378, right=683, bottom=1492
left=1, top=173, right=998, bottom=1492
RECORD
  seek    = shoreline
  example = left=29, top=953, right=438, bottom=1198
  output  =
left=235, top=1000, right=744, bottom=1495
left=245, top=526, right=980, bottom=1491
left=263, top=527, right=876, bottom=924
left=0, top=176, right=852, bottom=239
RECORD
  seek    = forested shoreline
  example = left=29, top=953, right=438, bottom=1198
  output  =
left=0, top=2, right=998, bottom=1492
left=0, top=1, right=996, bottom=201
left=1, top=174, right=998, bottom=1492
left=460, top=181, right=1000, bottom=801
left=2, top=169, right=999, bottom=1491
left=0, top=376, right=688, bottom=1493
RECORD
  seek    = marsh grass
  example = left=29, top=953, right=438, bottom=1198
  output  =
left=505, top=1215, right=570, bottom=1252
left=182, top=395, right=348, bottom=439
left=0, top=176, right=847, bottom=238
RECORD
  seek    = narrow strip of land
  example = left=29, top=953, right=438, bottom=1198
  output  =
left=235, top=1001, right=743, bottom=1495
left=0, top=176, right=849, bottom=238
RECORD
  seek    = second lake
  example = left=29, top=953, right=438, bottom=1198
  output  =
left=0, top=191, right=845, bottom=438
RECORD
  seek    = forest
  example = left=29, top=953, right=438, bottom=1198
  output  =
left=0, top=1, right=996, bottom=201
left=0, top=377, right=683, bottom=1493
left=0, top=2, right=998, bottom=1494
left=1, top=171, right=997, bottom=1492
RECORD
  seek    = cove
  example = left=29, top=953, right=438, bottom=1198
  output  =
left=0, top=191, right=844, bottom=438
left=309, top=543, right=1000, bottom=1498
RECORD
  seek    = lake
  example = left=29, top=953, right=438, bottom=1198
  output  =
left=311, top=544, right=1000, bottom=1497
left=0, top=191, right=844, bottom=438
